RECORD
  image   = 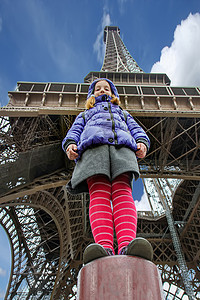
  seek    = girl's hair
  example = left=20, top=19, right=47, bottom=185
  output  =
left=85, top=94, right=121, bottom=109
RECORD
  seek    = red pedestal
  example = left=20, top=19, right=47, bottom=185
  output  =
left=77, top=256, right=164, bottom=300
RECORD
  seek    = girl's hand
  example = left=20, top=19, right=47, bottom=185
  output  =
left=136, top=143, right=147, bottom=158
left=66, top=144, right=78, bottom=160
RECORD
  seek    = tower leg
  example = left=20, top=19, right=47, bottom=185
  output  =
left=77, top=256, right=164, bottom=300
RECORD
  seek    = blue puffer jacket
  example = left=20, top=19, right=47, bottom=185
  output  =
left=62, top=94, right=150, bottom=160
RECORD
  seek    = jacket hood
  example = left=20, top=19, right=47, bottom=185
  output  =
left=87, top=78, right=119, bottom=99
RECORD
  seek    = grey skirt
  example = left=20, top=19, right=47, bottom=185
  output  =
left=67, top=145, right=140, bottom=194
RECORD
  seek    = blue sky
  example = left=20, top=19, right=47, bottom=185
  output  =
left=0, top=0, right=200, bottom=107
left=0, top=0, right=200, bottom=298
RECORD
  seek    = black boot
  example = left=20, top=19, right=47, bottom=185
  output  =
left=119, top=238, right=153, bottom=261
left=83, top=243, right=114, bottom=264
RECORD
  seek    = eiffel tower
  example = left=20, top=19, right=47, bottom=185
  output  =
left=0, top=26, right=200, bottom=299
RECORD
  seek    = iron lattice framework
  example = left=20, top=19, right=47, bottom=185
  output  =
left=0, top=26, right=199, bottom=299
left=102, top=26, right=143, bottom=73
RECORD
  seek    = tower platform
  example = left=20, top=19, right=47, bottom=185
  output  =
left=77, top=256, right=164, bottom=300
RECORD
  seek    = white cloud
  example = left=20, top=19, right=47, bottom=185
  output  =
left=135, top=192, right=151, bottom=211
left=24, top=1, right=74, bottom=73
left=118, top=0, right=128, bottom=14
left=93, top=8, right=111, bottom=64
left=4, top=0, right=76, bottom=78
left=0, top=267, right=6, bottom=277
left=151, top=13, right=200, bottom=86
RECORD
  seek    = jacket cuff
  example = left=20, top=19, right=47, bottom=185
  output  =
left=63, top=139, right=77, bottom=152
left=136, top=139, right=150, bottom=152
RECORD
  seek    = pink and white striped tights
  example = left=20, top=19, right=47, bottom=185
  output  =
left=87, top=173, right=137, bottom=255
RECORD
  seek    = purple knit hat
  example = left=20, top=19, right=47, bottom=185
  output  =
left=87, top=78, right=119, bottom=99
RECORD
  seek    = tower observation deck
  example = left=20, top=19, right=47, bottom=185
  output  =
left=0, top=26, right=200, bottom=299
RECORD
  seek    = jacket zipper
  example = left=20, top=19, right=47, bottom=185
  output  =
left=108, top=101, right=118, bottom=145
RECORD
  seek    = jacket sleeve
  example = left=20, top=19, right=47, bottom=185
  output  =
left=125, top=112, right=150, bottom=151
left=62, top=112, right=85, bottom=152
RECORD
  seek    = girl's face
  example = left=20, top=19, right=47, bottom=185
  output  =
left=94, top=80, right=112, bottom=98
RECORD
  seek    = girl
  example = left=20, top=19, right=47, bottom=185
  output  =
left=62, top=78, right=153, bottom=264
